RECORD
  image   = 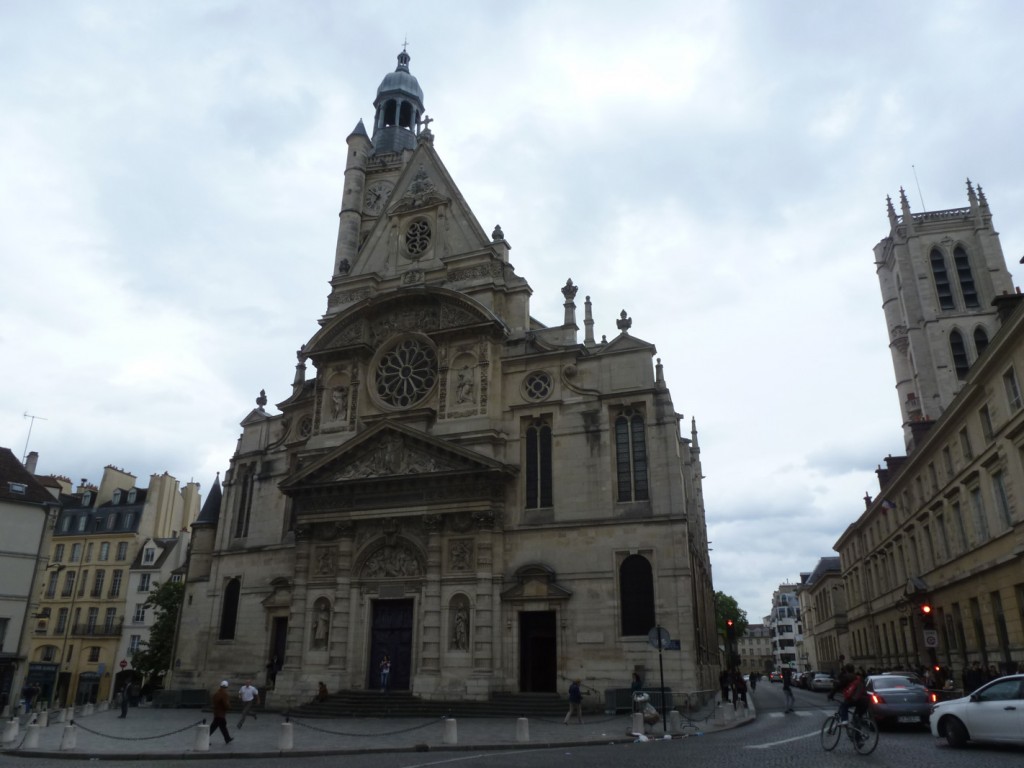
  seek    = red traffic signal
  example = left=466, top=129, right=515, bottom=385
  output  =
left=726, top=619, right=734, bottom=626
left=920, top=603, right=932, bottom=615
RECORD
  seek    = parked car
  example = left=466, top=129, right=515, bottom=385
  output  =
left=930, top=674, right=1024, bottom=747
left=798, top=670, right=816, bottom=689
left=864, top=674, right=935, bottom=727
left=810, top=673, right=835, bottom=692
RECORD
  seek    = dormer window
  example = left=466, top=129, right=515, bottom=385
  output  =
left=127, top=489, right=137, bottom=504
left=143, top=548, right=156, bottom=564
left=113, top=490, right=122, bottom=504
left=8, top=482, right=27, bottom=495
left=82, top=491, right=92, bottom=506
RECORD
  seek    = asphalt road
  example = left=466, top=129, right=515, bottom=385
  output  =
left=2, top=682, right=1020, bottom=767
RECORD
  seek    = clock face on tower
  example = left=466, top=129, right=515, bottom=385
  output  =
left=364, top=181, right=393, bottom=216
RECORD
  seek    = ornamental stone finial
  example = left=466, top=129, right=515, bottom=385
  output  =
left=256, top=389, right=268, bottom=408
left=561, top=279, right=578, bottom=302
left=616, top=310, right=632, bottom=332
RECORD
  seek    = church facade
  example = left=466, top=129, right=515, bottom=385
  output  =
left=173, top=50, right=719, bottom=704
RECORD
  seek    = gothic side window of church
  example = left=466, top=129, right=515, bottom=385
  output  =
left=218, top=578, right=241, bottom=640
left=233, top=466, right=255, bottom=538
left=953, top=246, right=979, bottom=308
left=949, top=330, right=970, bottom=379
left=524, top=417, right=553, bottom=509
left=930, top=249, right=955, bottom=310
left=615, top=409, right=649, bottom=502
left=974, top=327, right=989, bottom=357
left=619, top=554, right=655, bottom=636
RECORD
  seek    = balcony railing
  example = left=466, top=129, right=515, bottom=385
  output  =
left=67, top=619, right=124, bottom=637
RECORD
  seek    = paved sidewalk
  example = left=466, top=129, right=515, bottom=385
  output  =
left=1, top=697, right=754, bottom=760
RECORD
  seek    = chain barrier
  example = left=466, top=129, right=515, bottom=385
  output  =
left=69, top=717, right=206, bottom=741
left=288, top=715, right=441, bottom=738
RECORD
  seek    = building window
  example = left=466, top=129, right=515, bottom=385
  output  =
left=524, top=418, right=553, bottom=509
left=78, top=569, right=88, bottom=597
left=128, top=635, right=142, bottom=655
left=54, top=544, right=65, bottom=562
left=615, top=409, right=649, bottom=502
left=942, top=446, right=954, bottom=478
left=980, top=406, right=994, bottom=441
left=143, top=548, right=155, bottom=564
left=969, top=486, right=989, bottom=544
left=71, top=543, right=82, bottom=562
left=931, top=249, right=955, bottom=310
left=954, top=246, right=979, bottom=308
left=619, top=554, right=655, bottom=636
left=85, top=542, right=94, bottom=562
left=949, top=331, right=970, bottom=379
left=54, top=608, right=68, bottom=635
left=109, top=569, right=123, bottom=597
left=974, top=327, right=989, bottom=357
left=116, top=542, right=128, bottom=561
left=88, top=646, right=101, bottom=663
left=61, top=571, right=75, bottom=597
left=99, top=542, right=110, bottom=561
left=219, top=578, right=241, bottom=640
left=77, top=516, right=88, bottom=532
left=133, top=604, right=146, bottom=623
left=61, top=516, right=72, bottom=533
left=45, top=571, right=59, bottom=598
left=138, top=573, right=151, bottom=592
left=41, top=646, right=57, bottom=662
left=170, top=573, right=182, bottom=583
left=91, top=570, right=105, bottom=598
left=1003, top=367, right=1022, bottom=411
left=959, top=428, right=973, bottom=461
left=124, top=512, right=134, bottom=528
left=104, top=607, right=117, bottom=632
left=86, top=607, right=98, bottom=632
left=234, top=466, right=255, bottom=539
left=991, top=471, right=1012, bottom=529
left=106, top=514, right=117, bottom=530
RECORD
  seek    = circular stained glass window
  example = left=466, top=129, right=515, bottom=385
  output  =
left=522, top=371, right=553, bottom=401
left=298, top=415, right=313, bottom=438
left=405, top=219, right=431, bottom=257
left=375, top=337, right=438, bottom=408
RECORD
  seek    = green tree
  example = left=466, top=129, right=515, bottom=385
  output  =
left=715, top=591, right=749, bottom=638
left=129, top=581, right=184, bottom=682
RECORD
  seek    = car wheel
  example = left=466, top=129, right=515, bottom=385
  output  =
left=943, top=717, right=968, bottom=748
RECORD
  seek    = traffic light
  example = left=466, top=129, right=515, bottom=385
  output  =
left=920, top=603, right=935, bottom=629
left=726, top=619, right=736, bottom=641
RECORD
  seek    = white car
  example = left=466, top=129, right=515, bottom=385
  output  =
left=930, top=674, right=1024, bottom=747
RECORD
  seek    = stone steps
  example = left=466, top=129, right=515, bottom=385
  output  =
left=287, top=691, right=568, bottom=719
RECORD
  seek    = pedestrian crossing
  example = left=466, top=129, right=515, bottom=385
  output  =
left=765, top=710, right=824, bottom=718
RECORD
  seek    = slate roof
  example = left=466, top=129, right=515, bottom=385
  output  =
left=0, top=446, right=57, bottom=505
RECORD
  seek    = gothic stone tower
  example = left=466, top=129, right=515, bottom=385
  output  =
left=173, top=50, right=719, bottom=703
left=874, top=181, right=1015, bottom=451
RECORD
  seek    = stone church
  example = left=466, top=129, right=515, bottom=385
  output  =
left=173, top=50, right=719, bottom=703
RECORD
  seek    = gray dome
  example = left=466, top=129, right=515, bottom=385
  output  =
left=376, top=50, right=424, bottom=103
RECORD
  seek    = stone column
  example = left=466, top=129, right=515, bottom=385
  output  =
left=419, top=515, right=443, bottom=674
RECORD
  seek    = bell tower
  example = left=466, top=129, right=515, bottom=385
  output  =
left=874, top=180, right=1014, bottom=450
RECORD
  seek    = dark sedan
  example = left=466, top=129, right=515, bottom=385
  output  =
left=865, top=674, right=936, bottom=727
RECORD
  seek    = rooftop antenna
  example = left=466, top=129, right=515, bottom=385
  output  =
left=22, top=412, right=48, bottom=464
left=912, top=164, right=927, bottom=211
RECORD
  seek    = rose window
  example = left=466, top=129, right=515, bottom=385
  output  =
left=405, top=219, right=432, bottom=257
left=376, top=337, right=438, bottom=407
left=523, top=371, right=553, bottom=401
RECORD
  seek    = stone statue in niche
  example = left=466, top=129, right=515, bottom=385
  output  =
left=312, top=599, right=331, bottom=648
left=451, top=601, right=469, bottom=651
left=455, top=365, right=475, bottom=404
left=315, top=547, right=335, bottom=576
left=330, top=386, right=348, bottom=421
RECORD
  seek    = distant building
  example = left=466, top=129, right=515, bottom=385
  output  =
left=836, top=183, right=1024, bottom=677
left=796, top=557, right=845, bottom=674
left=735, top=623, right=772, bottom=673
left=26, top=466, right=199, bottom=706
left=768, top=584, right=802, bottom=669
left=0, top=448, right=59, bottom=713
left=172, top=49, right=719, bottom=704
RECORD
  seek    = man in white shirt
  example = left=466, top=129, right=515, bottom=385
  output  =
left=237, top=680, right=260, bottom=728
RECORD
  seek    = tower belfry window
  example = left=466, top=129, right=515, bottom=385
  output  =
left=974, top=327, right=989, bottom=357
left=949, top=330, right=969, bottom=379
left=954, top=246, right=979, bottom=308
left=931, top=249, right=955, bottom=310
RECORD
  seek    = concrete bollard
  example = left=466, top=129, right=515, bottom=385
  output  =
left=194, top=723, right=210, bottom=752
left=278, top=721, right=293, bottom=750
left=97, top=701, right=109, bottom=712
left=25, top=723, right=41, bottom=749
left=56, top=708, right=67, bottom=723
left=60, top=724, right=77, bottom=751
left=3, top=719, right=19, bottom=744
left=668, top=710, right=682, bottom=733
left=83, top=703, right=95, bottom=717
left=0, top=705, right=8, bottom=719
left=37, top=710, right=49, bottom=728
left=631, top=712, right=644, bottom=734
left=442, top=718, right=458, bottom=745
left=515, top=717, right=529, bottom=742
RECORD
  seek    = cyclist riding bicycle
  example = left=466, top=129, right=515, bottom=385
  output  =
left=836, top=664, right=867, bottom=725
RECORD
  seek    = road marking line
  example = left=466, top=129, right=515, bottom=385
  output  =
left=746, top=730, right=821, bottom=749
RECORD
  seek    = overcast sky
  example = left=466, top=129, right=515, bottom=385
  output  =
left=3, top=1, right=1023, bottom=622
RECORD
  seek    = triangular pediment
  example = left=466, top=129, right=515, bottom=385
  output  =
left=593, top=332, right=657, bottom=355
left=281, top=421, right=513, bottom=492
left=500, top=563, right=573, bottom=602
left=353, top=141, right=494, bottom=279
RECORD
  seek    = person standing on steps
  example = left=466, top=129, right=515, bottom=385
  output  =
left=564, top=678, right=584, bottom=725
left=379, top=655, right=391, bottom=692
left=781, top=666, right=795, bottom=713
left=209, top=681, right=234, bottom=745
left=237, top=679, right=260, bottom=729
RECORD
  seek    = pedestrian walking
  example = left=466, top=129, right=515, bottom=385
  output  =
left=237, top=679, right=260, bottom=729
left=732, top=671, right=747, bottom=709
left=719, top=669, right=730, bottom=704
left=209, top=681, right=234, bottom=744
left=118, top=681, right=129, bottom=718
left=563, top=678, right=584, bottom=724
left=781, top=666, right=795, bottom=712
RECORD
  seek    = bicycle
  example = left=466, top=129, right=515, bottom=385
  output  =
left=820, top=706, right=879, bottom=755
